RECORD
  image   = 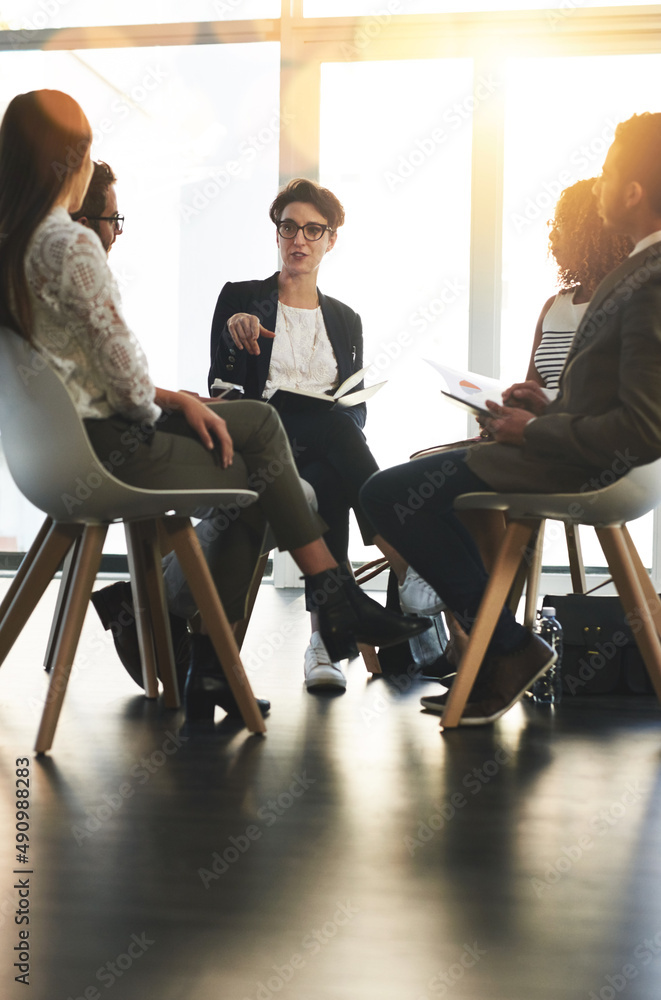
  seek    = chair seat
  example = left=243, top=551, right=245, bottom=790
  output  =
left=0, top=327, right=266, bottom=751
left=454, top=456, right=661, bottom=526
left=439, top=456, right=661, bottom=729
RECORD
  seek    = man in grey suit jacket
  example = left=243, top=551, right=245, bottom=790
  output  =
left=361, top=111, right=661, bottom=725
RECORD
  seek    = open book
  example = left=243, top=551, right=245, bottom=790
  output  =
left=425, top=360, right=504, bottom=419
left=269, top=367, right=386, bottom=412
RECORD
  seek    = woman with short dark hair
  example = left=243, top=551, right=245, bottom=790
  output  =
left=209, top=178, right=429, bottom=690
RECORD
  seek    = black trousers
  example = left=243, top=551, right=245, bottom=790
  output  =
left=360, top=449, right=527, bottom=654
left=278, top=407, right=379, bottom=611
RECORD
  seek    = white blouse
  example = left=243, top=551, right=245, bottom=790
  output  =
left=24, top=206, right=160, bottom=425
left=262, top=302, right=338, bottom=400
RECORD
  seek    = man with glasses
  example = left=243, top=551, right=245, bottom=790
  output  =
left=71, top=159, right=124, bottom=253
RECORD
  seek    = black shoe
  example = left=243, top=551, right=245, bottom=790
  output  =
left=418, top=654, right=456, bottom=682
left=420, top=633, right=556, bottom=723
left=308, top=566, right=433, bottom=663
left=91, top=581, right=191, bottom=691
left=184, top=634, right=270, bottom=724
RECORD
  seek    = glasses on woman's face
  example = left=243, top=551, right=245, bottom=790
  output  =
left=276, top=220, right=333, bottom=242
left=87, top=214, right=124, bottom=234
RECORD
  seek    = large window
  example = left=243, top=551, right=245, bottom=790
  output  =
left=501, top=52, right=661, bottom=571
left=319, top=58, right=473, bottom=561
left=0, top=39, right=279, bottom=552
left=1, top=2, right=661, bottom=581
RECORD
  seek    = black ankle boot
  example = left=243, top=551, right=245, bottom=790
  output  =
left=91, top=581, right=191, bottom=691
left=184, top=634, right=270, bottom=723
left=308, top=566, right=433, bottom=663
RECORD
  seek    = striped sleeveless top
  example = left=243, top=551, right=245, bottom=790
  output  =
left=533, top=289, right=588, bottom=390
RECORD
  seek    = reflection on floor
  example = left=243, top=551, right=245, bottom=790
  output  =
left=1, top=578, right=661, bottom=1000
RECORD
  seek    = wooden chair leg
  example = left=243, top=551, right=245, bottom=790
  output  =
left=523, top=522, right=545, bottom=628
left=350, top=562, right=382, bottom=675
left=595, top=525, right=661, bottom=704
left=565, top=523, right=587, bottom=594
left=127, top=521, right=180, bottom=709
left=506, top=521, right=542, bottom=617
left=621, top=524, right=661, bottom=641
left=0, top=516, right=53, bottom=627
left=35, top=525, right=107, bottom=755
left=161, top=517, right=266, bottom=734
left=0, top=522, right=83, bottom=668
left=44, top=535, right=83, bottom=672
left=125, top=522, right=160, bottom=700
left=232, top=552, right=269, bottom=651
left=358, top=642, right=382, bottom=674
left=441, top=519, right=538, bottom=729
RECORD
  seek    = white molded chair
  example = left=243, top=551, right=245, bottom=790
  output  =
left=0, top=327, right=265, bottom=751
left=441, top=461, right=661, bottom=728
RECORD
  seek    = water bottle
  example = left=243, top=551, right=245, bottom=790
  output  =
left=409, top=612, right=449, bottom=668
left=530, top=606, right=563, bottom=704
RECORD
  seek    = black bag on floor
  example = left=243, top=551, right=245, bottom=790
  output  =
left=543, top=594, right=656, bottom=696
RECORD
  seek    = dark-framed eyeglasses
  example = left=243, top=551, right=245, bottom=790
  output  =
left=86, top=214, right=124, bottom=234
left=275, top=220, right=334, bottom=242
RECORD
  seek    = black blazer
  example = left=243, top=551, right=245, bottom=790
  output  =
left=467, top=240, right=661, bottom=492
left=208, top=272, right=367, bottom=427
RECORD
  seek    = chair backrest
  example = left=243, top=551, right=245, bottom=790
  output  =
left=0, top=327, right=257, bottom=523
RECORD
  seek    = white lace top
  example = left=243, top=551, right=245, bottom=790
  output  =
left=262, top=302, right=338, bottom=400
left=24, top=206, right=160, bottom=424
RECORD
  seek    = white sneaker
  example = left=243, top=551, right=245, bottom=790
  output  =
left=398, top=567, right=445, bottom=616
left=304, top=632, right=347, bottom=691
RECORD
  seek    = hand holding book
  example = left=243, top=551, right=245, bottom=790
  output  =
left=269, top=367, right=386, bottom=413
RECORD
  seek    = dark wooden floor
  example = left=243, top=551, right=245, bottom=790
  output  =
left=2, top=578, right=661, bottom=1000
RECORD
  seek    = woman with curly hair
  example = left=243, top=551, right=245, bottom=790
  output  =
left=523, top=177, right=633, bottom=392
left=396, top=178, right=635, bottom=676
